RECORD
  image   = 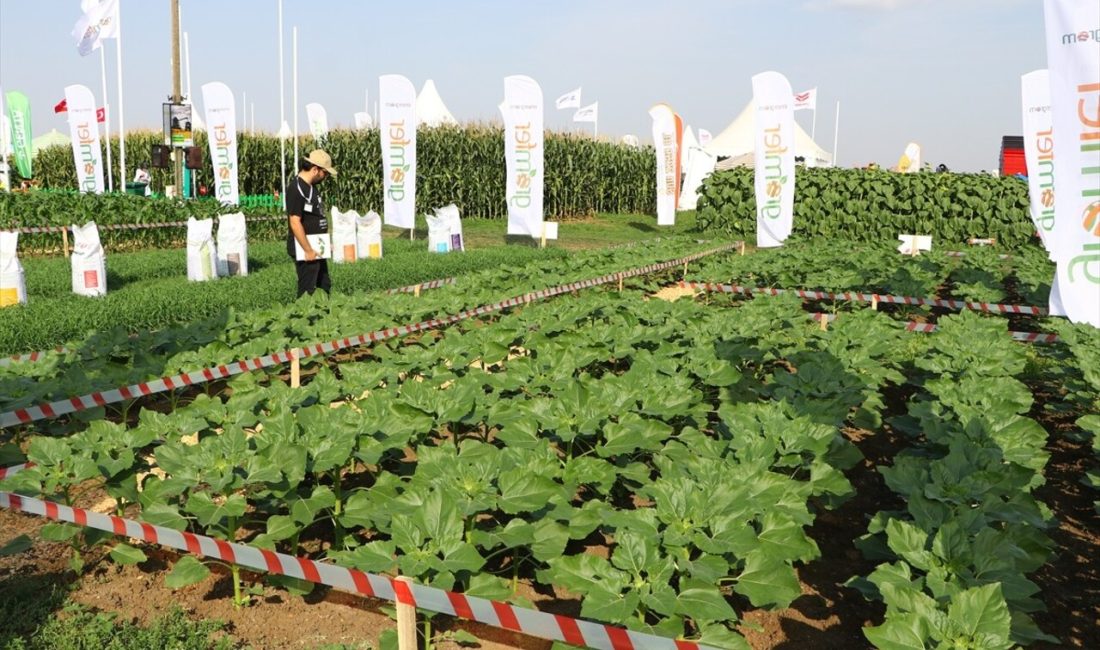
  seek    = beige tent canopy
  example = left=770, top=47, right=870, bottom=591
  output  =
left=31, top=129, right=70, bottom=155
left=705, top=102, right=832, bottom=168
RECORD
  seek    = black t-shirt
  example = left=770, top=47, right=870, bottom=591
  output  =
left=286, top=177, right=327, bottom=258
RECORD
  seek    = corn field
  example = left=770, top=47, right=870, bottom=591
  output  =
left=23, top=126, right=656, bottom=218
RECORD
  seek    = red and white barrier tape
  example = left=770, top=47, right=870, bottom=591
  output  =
left=384, top=278, right=457, bottom=294
left=0, top=464, right=712, bottom=650
left=804, top=313, right=1058, bottom=343
left=0, top=244, right=739, bottom=429
left=678, top=281, right=1048, bottom=316
left=944, top=251, right=1012, bottom=259
left=10, top=215, right=283, bottom=235
left=0, top=278, right=459, bottom=368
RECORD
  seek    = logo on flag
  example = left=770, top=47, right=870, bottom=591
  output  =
left=573, top=102, right=598, bottom=123
left=54, top=99, right=106, bottom=123
left=555, top=87, right=582, bottom=110
left=72, top=0, right=120, bottom=57
left=793, top=87, right=817, bottom=111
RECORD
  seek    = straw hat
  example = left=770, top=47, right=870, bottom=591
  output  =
left=303, top=149, right=338, bottom=176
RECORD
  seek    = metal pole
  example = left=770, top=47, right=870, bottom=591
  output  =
left=116, top=1, right=127, bottom=186
left=171, top=0, right=183, bottom=194
left=832, top=101, right=840, bottom=168
left=99, top=48, right=114, bottom=192
left=278, top=0, right=287, bottom=208
left=293, top=26, right=299, bottom=168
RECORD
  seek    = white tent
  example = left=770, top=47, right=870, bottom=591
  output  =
left=416, top=80, right=458, bottom=128
left=705, top=102, right=832, bottom=168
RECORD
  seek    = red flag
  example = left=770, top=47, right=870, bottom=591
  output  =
left=96, top=107, right=105, bottom=123
left=54, top=99, right=68, bottom=113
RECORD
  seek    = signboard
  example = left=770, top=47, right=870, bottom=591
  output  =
left=163, top=102, right=194, bottom=147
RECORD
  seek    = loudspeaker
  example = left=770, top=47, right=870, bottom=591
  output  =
left=150, top=144, right=170, bottom=169
left=184, top=146, right=203, bottom=170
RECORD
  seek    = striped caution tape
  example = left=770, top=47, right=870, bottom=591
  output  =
left=678, top=281, right=1048, bottom=316
left=11, top=215, right=284, bottom=235
left=944, top=250, right=1012, bottom=260
left=0, top=475, right=712, bottom=650
left=0, top=278, right=459, bottom=369
left=384, top=278, right=457, bottom=294
left=0, top=243, right=740, bottom=429
left=804, top=313, right=1058, bottom=343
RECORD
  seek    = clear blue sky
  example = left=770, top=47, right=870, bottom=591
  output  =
left=1, top=0, right=1043, bottom=171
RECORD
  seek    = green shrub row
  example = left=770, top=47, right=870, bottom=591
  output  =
left=12, top=125, right=656, bottom=223
left=695, top=167, right=1036, bottom=247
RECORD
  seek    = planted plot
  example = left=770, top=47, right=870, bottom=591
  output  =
left=1, top=237, right=1096, bottom=649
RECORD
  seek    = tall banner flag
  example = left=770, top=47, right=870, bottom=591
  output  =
left=1043, top=0, right=1100, bottom=326
left=63, top=84, right=105, bottom=194
left=5, top=91, right=33, bottom=179
left=379, top=74, right=417, bottom=230
left=201, top=82, right=240, bottom=206
left=555, top=87, right=581, bottom=110
left=306, top=102, right=329, bottom=140
left=0, top=89, right=8, bottom=192
left=573, top=102, right=598, bottom=123
left=72, top=0, right=119, bottom=56
left=753, top=71, right=796, bottom=248
left=1021, top=70, right=1055, bottom=253
left=793, top=88, right=817, bottom=111
left=502, top=76, right=544, bottom=238
left=698, top=128, right=712, bottom=147
left=649, top=103, right=682, bottom=226
left=896, top=142, right=921, bottom=173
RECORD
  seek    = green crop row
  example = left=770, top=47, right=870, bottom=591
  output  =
left=0, top=238, right=569, bottom=355
left=695, top=167, right=1035, bottom=247
left=14, top=126, right=656, bottom=224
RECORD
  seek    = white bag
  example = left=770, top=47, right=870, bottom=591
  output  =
left=216, top=212, right=248, bottom=277
left=436, top=204, right=464, bottom=252
left=331, top=207, right=359, bottom=264
left=426, top=212, right=451, bottom=254
left=0, top=230, right=27, bottom=308
left=70, top=222, right=107, bottom=297
left=356, top=210, right=383, bottom=260
left=186, top=217, right=218, bottom=282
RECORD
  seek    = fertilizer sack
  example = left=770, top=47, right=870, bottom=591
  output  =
left=70, top=222, right=107, bottom=297
left=332, top=207, right=359, bottom=263
left=186, top=217, right=218, bottom=282
left=356, top=211, right=383, bottom=260
left=216, top=212, right=248, bottom=277
left=426, top=212, right=451, bottom=254
left=436, top=204, right=464, bottom=252
left=0, top=230, right=27, bottom=307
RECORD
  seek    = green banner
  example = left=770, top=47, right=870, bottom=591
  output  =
left=5, top=91, right=33, bottom=179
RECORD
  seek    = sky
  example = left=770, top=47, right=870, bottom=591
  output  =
left=0, top=0, right=1046, bottom=172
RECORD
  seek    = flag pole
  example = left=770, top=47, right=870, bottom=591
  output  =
left=292, top=25, right=299, bottom=169
left=278, top=0, right=287, bottom=208
left=115, top=2, right=127, bottom=187
left=251, top=103, right=255, bottom=134
left=811, top=106, right=817, bottom=142
left=242, top=90, right=247, bottom=132
left=832, top=100, right=840, bottom=168
left=99, top=47, right=114, bottom=192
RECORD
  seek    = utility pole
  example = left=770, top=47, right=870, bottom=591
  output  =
left=171, top=0, right=183, bottom=194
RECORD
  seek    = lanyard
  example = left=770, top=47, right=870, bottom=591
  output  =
left=296, top=178, right=314, bottom=205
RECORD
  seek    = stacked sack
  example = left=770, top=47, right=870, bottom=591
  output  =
left=187, top=217, right=218, bottom=282
left=71, top=222, right=107, bottom=297
left=0, top=231, right=27, bottom=307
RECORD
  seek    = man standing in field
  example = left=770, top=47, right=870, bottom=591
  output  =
left=286, top=149, right=337, bottom=296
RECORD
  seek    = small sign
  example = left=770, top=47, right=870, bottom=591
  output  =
left=295, top=234, right=332, bottom=261
left=162, top=103, right=194, bottom=147
left=897, top=234, right=932, bottom=255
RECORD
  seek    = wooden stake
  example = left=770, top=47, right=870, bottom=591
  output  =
left=290, top=349, right=301, bottom=388
left=682, top=261, right=689, bottom=279
left=871, top=295, right=879, bottom=311
left=413, top=284, right=421, bottom=298
left=617, top=273, right=624, bottom=292
left=739, top=241, right=746, bottom=256
left=540, top=223, right=547, bottom=249
left=62, top=228, right=70, bottom=257
left=819, top=314, right=829, bottom=331
left=395, top=576, right=417, bottom=650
